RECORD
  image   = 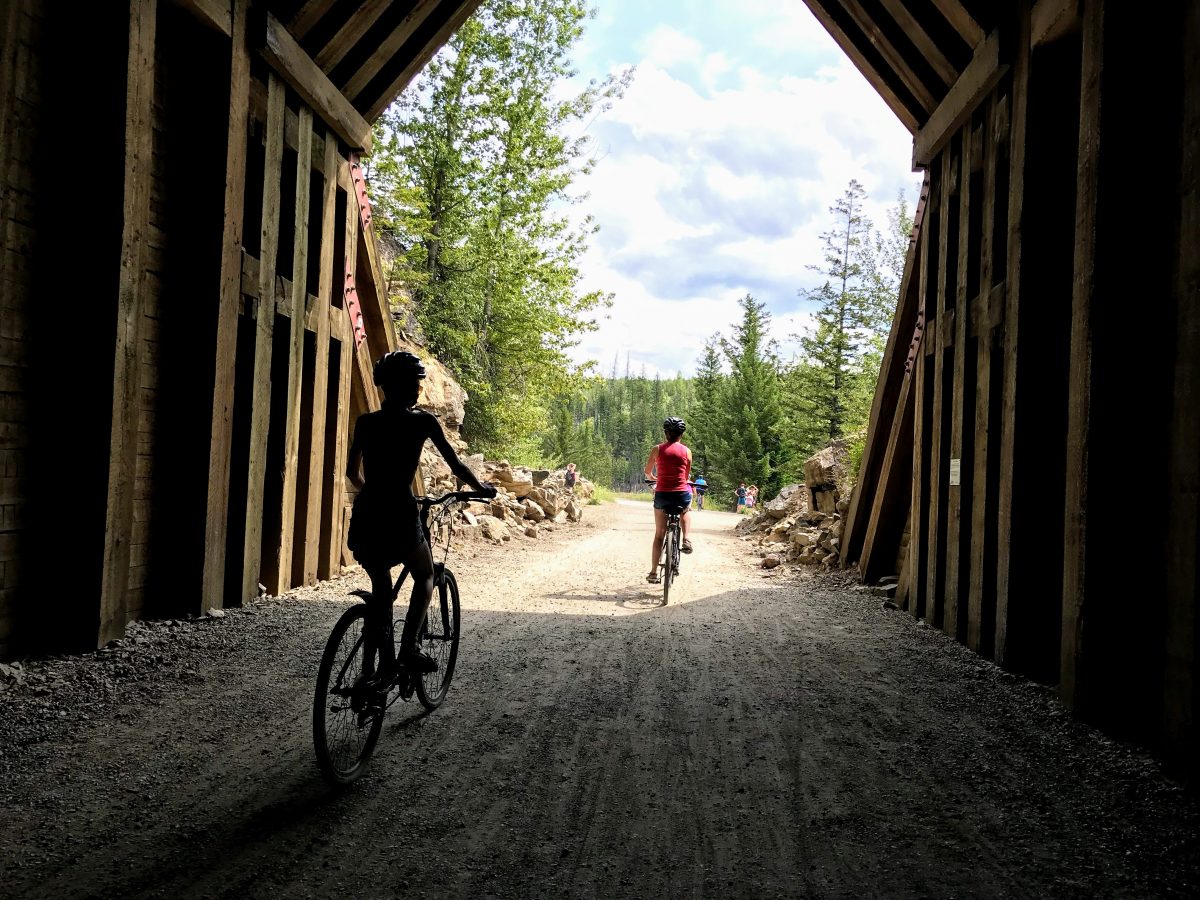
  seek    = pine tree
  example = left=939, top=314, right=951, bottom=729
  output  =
left=709, top=296, right=787, bottom=497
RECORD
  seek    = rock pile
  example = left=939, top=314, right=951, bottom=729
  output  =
left=736, top=444, right=851, bottom=569
left=433, top=462, right=595, bottom=546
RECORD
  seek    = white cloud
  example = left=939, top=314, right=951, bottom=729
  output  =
left=639, top=25, right=704, bottom=70
left=566, top=6, right=918, bottom=376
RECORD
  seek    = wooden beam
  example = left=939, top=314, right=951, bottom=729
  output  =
left=967, top=94, right=1001, bottom=656
left=859, top=371, right=914, bottom=583
left=288, top=0, right=337, bottom=40
left=303, top=130, right=339, bottom=586
left=783, top=1, right=921, bottom=132
left=1164, top=0, right=1200, bottom=785
left=928, top=0, right=985, bottom=48
left=1031, top=0, right=1081, bottom=46
left=202, top=0, right=251, bottom=613
left=924, top=152, right=952, bottom=628
left=314, top=0, right=391, bottom=71
left=343, top=0, right=441, bottom=103
left=876, top=0, right=959, bottom=87
left=322, top=196, right=358, bottom=579
left=99, top=0, right=157, bottom=645
left=260, top=12, right=373, bottom=153
left=994, top=12, right=1031, bottom=670
left=172, top=0, right=231, bottom=37
left=910, top=187, right=934, bottom=621
left=240, top=74, right=286, bottom=605
left=914, top=30, right=1006, bottom=167
left=944, top=129, right=973, bottom=642
left=362, top=1, right=507, bottom=121
left=266, top=104, right=313, bottom=596
left=843, top=175, right=928, bottom=569
left=837, top=0, right=938, bottom=112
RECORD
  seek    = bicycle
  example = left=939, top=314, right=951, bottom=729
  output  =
left=312, top=489, right=490, bottom=784
left=645, top=479, right=688, bottom=605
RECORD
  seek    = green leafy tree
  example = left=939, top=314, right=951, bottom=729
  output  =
left=367, top=0, right=632, bottom=456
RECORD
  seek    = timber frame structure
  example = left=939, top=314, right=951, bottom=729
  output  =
left=2, top=0, right=1197, bottom=787
left=0, top=0, right=479, bottom=654
left=817, top=0, right=1200, bottom=783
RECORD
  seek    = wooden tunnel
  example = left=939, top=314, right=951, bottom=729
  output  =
left=823, top=0, right=1200, bottom=782
left=0, top=0, right=479, bottom=655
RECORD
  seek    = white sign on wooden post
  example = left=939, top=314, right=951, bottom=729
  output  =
left=949, top=458, right=961, bottom=486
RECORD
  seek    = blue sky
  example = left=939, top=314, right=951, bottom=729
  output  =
left=562, top=0, right=921, bottom=376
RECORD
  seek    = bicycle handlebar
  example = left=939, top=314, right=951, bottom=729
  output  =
left=419, top=489, right=495, bottom=507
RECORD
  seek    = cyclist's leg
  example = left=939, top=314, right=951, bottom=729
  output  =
left=396, top=541, right=436, bottom=668
left=649, top=507, right=666, bottom=581
left=681, top=505, right=693, bottom=552
left=363, top=563, right=397, bottom=679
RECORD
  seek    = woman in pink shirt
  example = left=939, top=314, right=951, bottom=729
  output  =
left=643, top=416, right=694, bottom=583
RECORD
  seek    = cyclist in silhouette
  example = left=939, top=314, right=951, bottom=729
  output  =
left=346, top=351, right=495, bottom=681
left=643, top=416, right=693, bottom=583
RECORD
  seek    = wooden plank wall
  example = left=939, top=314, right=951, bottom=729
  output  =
left=0, top=1, right=395, bottom=657
left=862, top=0, right=1199, bottom=780
left=0, top=0, right=42, bottom=656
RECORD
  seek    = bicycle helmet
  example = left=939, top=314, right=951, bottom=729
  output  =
left=373, top=350, right=426, bottom=387
left=663, top=416, right=686, bottom=435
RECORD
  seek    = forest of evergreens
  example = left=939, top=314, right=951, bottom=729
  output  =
left=367, top=0, right=911, bottom=501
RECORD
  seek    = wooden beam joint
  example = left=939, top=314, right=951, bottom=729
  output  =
left=259, top=12, right=373, bottom=153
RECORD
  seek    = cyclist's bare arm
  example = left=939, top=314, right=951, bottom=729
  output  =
left=424, top=413, right=492, bottom=494
left=644, top=445, right=659, bottom=480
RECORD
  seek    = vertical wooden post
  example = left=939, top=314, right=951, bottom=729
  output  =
left=267, top=104, right=312, bottom=595
left=322, top=187, right=357, bottom=579
left=944, top=132, right=972, bottom=641
left=994, top=7, right=1031, bottom=668
left=1164, top=0, right=1200, bottom=783
left=968, top=95, right=1000, bottom=655
left=924, top=151, right=952, bottom=628
left=302, top=131, right=338, bottom=585
left=202, top=0, right=251, bottom=612
left=240, top=74, right=286, bottom=604
left=910, top=200, right=933, bottom=620
left=99, top=0, right=156, bottom=645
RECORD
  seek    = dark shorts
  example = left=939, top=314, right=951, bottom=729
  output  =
left=654, top=490, right=692, bottom=512
left=347, top=492, right=423, bottom=568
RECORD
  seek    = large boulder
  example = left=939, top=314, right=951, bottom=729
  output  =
left=522, top=499, right=546, bottom=522
left=475, top=515, right=510, bottom=543
left=528, top=486, right=561, bottom=517
left=803, top=444, right=848, bottom=491
left=764, top=483, right=809, bottom=520
left=565, top=499, right=583, bottom=522
left=490, top=462, right=534, bottom=498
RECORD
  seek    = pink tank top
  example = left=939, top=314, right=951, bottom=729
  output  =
left=655, top=441, right=690, bottom=492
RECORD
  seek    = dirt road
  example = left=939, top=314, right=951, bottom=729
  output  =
left=2, top=501, right=1198, bottom=898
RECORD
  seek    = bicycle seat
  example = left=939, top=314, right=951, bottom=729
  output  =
left=662, top=503, right=689, bottom=515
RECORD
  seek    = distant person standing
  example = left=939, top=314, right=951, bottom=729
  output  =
left=748, top=485, right=759, bottom=508
left=564, top=462, right=578, bottom=492
left=736, top=482, right=747, bottom=512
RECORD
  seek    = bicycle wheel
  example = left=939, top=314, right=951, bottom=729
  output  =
left=415, top=567, right=461, bottom=710
left=313, top=604, right=385, bottom=785
left=672, top=522, right=682, bottom=576
left=662, top=527, right=674, bottom=605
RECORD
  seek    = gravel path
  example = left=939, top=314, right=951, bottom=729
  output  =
left=1, top=501, right=1198, bottom=899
